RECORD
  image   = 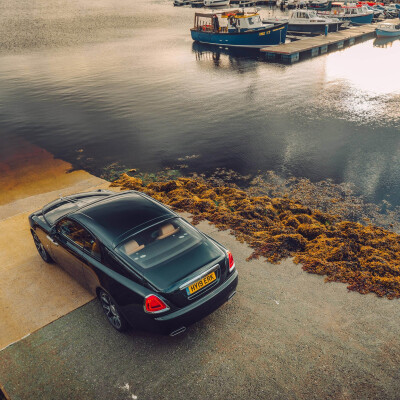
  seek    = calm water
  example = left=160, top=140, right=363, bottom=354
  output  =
left=0, top=0, right=399, bottom=205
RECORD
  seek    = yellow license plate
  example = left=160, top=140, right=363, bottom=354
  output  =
left=187, top=272, right=216, bottom=295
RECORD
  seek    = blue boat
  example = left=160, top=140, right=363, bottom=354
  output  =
left=307, top=0, right=332, bottom=11
left=190, top=10, right=288, bottom=48
left=319, top=4, right=374, bottom=24
left=340, top=5, right=374, bottom=24
left=376, top=22, right=400, bottom=37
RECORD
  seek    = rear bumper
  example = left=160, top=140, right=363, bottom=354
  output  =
left=125, top=270, right=238, bottom=335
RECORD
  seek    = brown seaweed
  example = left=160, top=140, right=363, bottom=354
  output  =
left=111, top=173, right=400, bottom=299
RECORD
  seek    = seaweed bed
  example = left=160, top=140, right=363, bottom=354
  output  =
left=112, top=172, right=400, bottom=299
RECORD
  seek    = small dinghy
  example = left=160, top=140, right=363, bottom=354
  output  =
left=376, top=22, right=400, bottom=37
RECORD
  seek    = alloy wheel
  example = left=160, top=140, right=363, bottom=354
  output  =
left=32, top=232, right=52, bottom=263
left=99, top=291, right=124, bottom=330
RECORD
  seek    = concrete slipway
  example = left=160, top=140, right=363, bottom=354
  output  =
left=1, top=141, right=400, bottom=399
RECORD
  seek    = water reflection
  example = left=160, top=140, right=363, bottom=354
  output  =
left=192, top=41, right=262, bottom=71
left=0, top=0, right=399, bottom=207
left=373, top=36, right=400, bottom=48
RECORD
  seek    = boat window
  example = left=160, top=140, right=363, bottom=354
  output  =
left=248, top=17, right=254, bottom=25
left=117, top=218, right=203, bottom=270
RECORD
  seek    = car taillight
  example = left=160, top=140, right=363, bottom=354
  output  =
left=227, top=251, right=235, bottom=273
left=144, top=295, right=170, bottom=314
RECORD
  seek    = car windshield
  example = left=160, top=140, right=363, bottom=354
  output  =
left=117, top=218, right=203, bottom=269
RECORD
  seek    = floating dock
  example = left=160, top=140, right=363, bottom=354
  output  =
left=261, top=22, right=383, bottom=63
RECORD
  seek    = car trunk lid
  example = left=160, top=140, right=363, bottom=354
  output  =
left=143, top=240, right=227, bottom=307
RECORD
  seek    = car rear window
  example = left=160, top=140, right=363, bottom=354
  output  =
left=43, top=200, right=79, bottom=225
left=43, top=194, right=109, bottom=225
left=117, top=218, right=202, bottom=269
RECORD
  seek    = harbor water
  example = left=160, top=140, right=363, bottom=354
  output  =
left=0, top=0, right=399, bottom=206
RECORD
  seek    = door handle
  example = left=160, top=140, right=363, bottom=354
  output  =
left=47, top=235, right=59, bottom=246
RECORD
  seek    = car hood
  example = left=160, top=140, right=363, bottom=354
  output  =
left=141, top=239, right=224, bottom=292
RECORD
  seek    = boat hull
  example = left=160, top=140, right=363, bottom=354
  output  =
left=287, top=21, right=343, bottom=32
left=376, top=29, right=400, bottom=37
left=190, top=24, right=288, bottom=48
left=342, top=13, right=374, bottom=24
left=307, top=2, right=332, bottom=11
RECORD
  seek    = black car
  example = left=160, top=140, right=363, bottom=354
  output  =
left=29, top=190, right=238, bottom=336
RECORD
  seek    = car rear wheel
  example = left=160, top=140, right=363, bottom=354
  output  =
left=32, top=231, right=53, bottom=263
left=98, top=290, right=129, bottom=332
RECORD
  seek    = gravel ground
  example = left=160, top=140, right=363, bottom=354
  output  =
left=1, top=219, right=400, bottom=400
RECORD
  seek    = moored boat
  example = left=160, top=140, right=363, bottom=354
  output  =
left=204, top=0, right=230, bottom=6
left=319, top=4, right=374, bottom=24
left=376, top=22, right=400, bottom=37
left=307, top=0, right=333, bottom=11
left=174, top=0, right=191, bottom=6
left=342, top=5, right=374, bottom=23
left=264, top=9, right=343, bottom=33
left=190, top=10, right=288, bottom=48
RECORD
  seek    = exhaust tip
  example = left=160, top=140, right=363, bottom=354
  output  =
left=228, top=291, right=236, bottom=300
left=169, top=326, right=186, bottom=337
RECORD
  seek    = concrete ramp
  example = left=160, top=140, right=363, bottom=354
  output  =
left=0, top=141, right=107, bottom=350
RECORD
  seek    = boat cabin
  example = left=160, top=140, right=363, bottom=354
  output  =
left=290, top=9, right=330, bottom=21
left=193, top=10, right=265, bottom=33
left=339, top=4, right=371, bottom=15
left=377, top=22, right=400, bottom=30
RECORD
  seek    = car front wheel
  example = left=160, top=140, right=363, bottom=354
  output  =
left=32, top=231, right=53, bottom=263
left=98, top=290, right=129, bottom=332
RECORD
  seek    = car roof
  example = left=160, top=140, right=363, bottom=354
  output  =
left=71, top=191, right=175, bottom=248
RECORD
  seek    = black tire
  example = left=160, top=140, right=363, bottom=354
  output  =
left=98, top=289, right=129, bottom=332
left=32, top=231, right=54, bottom=263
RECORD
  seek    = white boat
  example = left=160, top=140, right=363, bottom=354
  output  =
left=376, top=22, right=400, bottom=37
left=204, top=0, right=230, bottom=6
left=264, top=9, right=343, bottom=33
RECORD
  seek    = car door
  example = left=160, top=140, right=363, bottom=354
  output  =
left=79, top=238, right=103, bottom=295
left=49, top=218, right=91, bottom=289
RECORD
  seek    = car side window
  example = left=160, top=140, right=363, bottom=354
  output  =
left=57, top=218, right=101, bottom=260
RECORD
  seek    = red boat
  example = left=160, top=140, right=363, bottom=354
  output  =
left=357, top=1, right=384, bottom=6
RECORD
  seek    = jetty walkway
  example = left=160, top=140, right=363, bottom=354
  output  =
left=261, top=20, right=394, bottom=63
